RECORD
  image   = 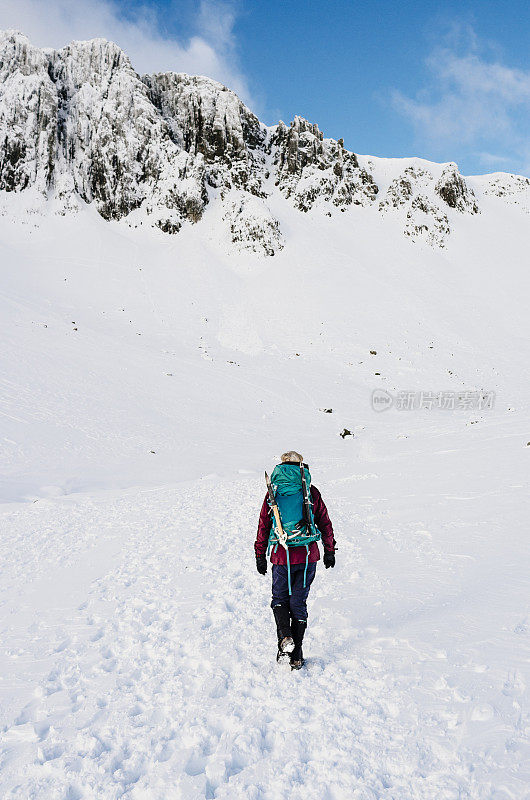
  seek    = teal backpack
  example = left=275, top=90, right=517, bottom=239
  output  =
left=267, top=462, right=321, bottom=594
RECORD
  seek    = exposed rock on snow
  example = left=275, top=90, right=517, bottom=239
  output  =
left=481, top=173, right=530, bottom=212
left=435, top=164, right=479, bottom=214
left=0, top=29, right=526, bottom=252
left=143, top=72, right=267, bottom=199
left=378, top=169, right=418, bottom=210
left=377, top=162, right=478, bottom=247
left=405, top=195, right=450, bottom=248
left=271, top=116, right=378, bottom=212
left=223, top=194, right=283, bottom=256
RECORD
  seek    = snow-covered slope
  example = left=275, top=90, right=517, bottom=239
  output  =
left=0, top=29, right=529, bottom=800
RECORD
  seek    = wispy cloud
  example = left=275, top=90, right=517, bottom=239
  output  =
left=0, top=0, right=253, bottom=105
left=392, top=25, right=530, bottom=176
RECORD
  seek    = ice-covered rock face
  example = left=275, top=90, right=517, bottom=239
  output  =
left=0, top=31, right=210, bottom=232
left=49, top=38, right=176, bottom=221
left=1, top=30, right=524, bottom=253
left=0, top=32, right=57, bottom=193
left=378, top=164, right=477, bottom=247
left=143, top=73, right=267, bottom=197
left=270, top=116, right=378, bottom=211
left=0, top=30, right=274, bottom=240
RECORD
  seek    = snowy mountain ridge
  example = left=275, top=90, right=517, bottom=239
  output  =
left=1, top=29, right=528, bottom=253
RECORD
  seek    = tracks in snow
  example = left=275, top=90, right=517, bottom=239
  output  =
left=0, top=477, right=528, bottom=799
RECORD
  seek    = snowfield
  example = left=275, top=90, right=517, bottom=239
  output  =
left=1, top=433, right=529, bottom=799
left=0, top=134, right=529, bottom=796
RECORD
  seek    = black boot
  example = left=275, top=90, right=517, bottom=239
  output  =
left=290, top=619, right=307, bottom=670
left=272, top=603, right=294, bottom=660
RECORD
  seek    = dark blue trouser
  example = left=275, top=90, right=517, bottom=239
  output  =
left=271, top=562, right=317, bottom=621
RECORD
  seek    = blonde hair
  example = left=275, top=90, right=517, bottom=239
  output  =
left=281, top=451, right=303, bottom=463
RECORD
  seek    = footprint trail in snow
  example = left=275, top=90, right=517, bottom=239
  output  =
left=0, top=476, right=529, bottom=799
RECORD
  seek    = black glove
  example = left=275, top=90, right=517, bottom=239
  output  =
left=256, top=555, right=267, bottom=575
left=323, top=551, right=335, bottom=569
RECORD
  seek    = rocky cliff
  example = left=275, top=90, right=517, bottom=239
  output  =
left=1, top=30, right=528, bottom=254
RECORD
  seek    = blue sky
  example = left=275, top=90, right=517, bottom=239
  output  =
left=1, top=0, right=529, bottom=175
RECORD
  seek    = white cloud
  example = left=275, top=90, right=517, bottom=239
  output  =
left=0, top=0, right=253, bottom=104
left=392, top=30, right=530, bottom=176
left=476, top=152, right=516, bottom=168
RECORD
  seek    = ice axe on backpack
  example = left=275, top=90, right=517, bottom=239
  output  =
left=265, top=471, right=288, bottom=551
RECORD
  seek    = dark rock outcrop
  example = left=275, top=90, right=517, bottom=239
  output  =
left=435, top=164, right=478, bottom=214
left=271, top=116, right=378, bottom=212
left=379, top=164, right=476, bottom=247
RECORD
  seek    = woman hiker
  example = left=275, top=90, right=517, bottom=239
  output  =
left=254, top=451, right=336, bottom=669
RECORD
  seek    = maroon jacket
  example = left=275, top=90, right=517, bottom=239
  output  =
left=254, top=485, right=335, bottom=565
